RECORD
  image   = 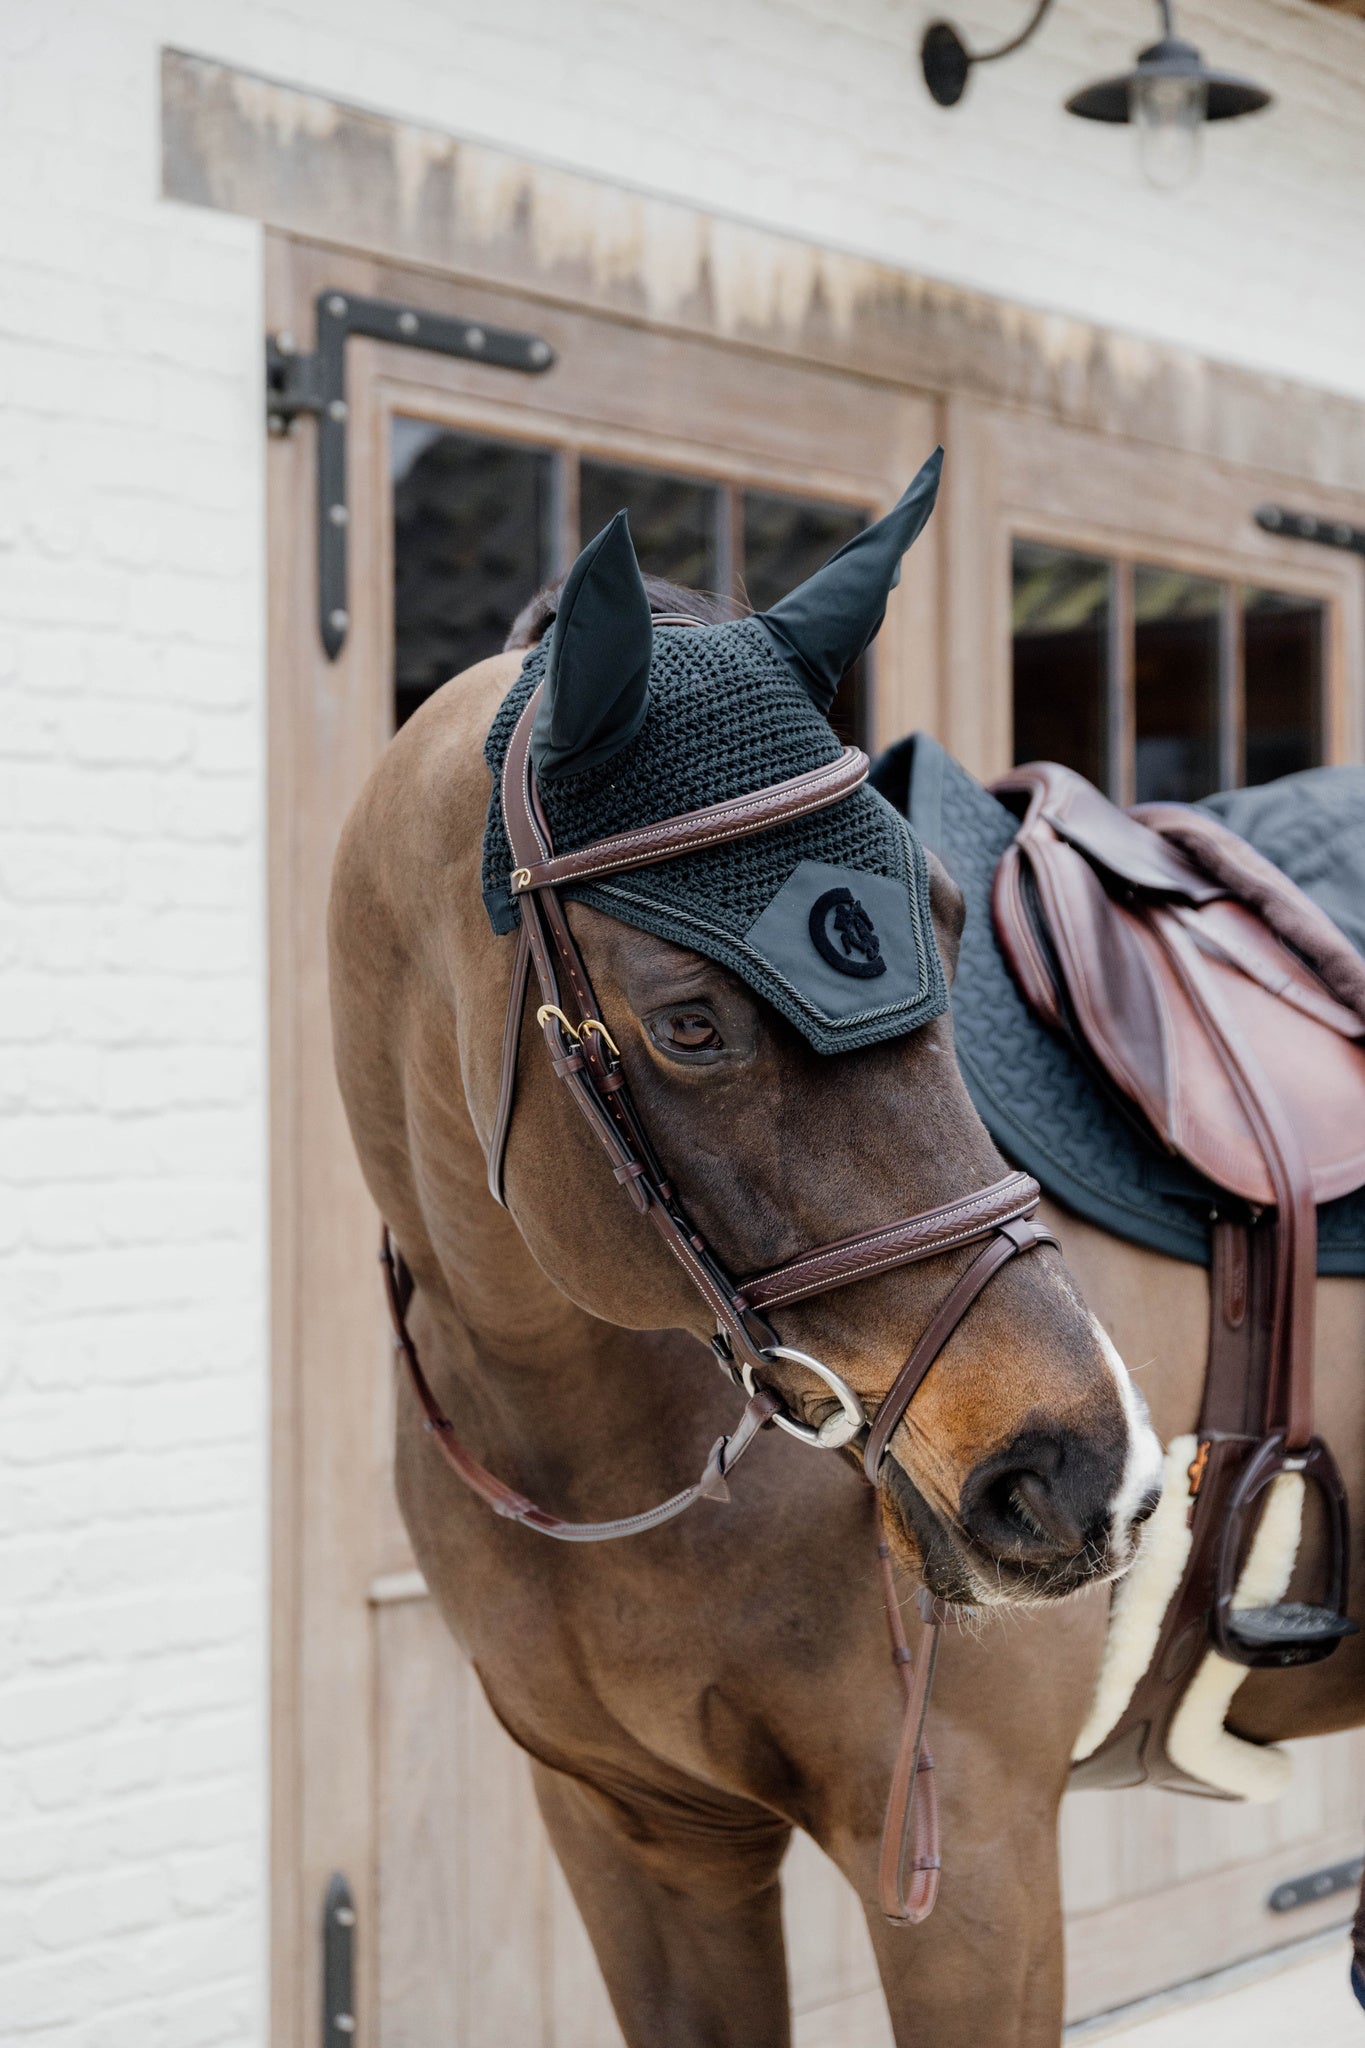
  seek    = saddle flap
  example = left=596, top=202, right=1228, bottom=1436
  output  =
left=990, top=842, right=1065, bottom=1033
left=1131, top=906, right=1365, bottom=1204
left=1007, top=840, right=1173, bottom=1134
left=993, top=767, right=1365, bottom=1207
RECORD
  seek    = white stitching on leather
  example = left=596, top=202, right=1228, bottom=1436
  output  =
left=751, top=1211, right=1042, bottom=1307
left=740, top=1177, right=1038, bottom=1304
left=746, top=1176, right=1034, bottom=1285
left=502, top=692, right=552, bottom=863
left=516, top=749, right=867, bottom=888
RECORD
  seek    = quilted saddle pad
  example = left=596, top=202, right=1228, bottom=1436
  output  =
left=872, top=734, right=1365, bottom=1277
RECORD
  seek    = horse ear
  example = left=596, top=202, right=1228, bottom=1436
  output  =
left=754, top=447, right=943, bottom=716
left=532, top=512, right=653, bottom=781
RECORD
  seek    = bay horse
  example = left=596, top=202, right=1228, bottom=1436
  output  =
left=329, top=483, right=1185, bottom=2047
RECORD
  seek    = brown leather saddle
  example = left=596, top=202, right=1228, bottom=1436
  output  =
left=992, top=762, right=1365, bottom=1790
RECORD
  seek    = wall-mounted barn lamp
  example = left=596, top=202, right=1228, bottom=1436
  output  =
left=921, top=1, right=1272, bottom=189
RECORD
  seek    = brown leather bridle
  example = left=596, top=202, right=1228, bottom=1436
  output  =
left=382, top=676, right=1057, bottom=1921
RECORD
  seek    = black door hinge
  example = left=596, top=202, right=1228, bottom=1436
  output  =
left=267, top=291, right=555, bottom=659
left=1255, top=505, right=1365, bottom=556
left=322, top=1871, right=357, bottom=2045
left=1267, top=1854, right=1364, bottom=1913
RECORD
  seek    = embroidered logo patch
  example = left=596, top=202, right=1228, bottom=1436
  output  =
left=739, top=857, right=933, bottom=1032
left=808, top=887, right=887, bottom=979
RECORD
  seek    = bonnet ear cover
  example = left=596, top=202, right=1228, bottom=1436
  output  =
left=754, top=446, right=943, bottom=714
left=532, top=511, right=653, bottom=782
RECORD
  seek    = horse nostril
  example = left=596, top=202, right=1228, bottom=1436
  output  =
left=959, top=1464, right=1084, bottom=1561
left=1007, top=1471, right=1085, bottom=1555
left=958, top=1433, right=1118, bottom=1565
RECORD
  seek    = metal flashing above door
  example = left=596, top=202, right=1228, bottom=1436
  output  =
left=266, top=290, right=554, bottom=657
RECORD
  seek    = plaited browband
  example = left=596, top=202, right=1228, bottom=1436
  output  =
left=382, top=679, right=1057, bottom=1925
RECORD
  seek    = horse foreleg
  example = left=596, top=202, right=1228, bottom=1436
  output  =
left=865, top=1797, right=1063, bottom=2047
left=531, top=1757, right=794, bottom=2048
left=810, top=1754, right=1063, bottom=2047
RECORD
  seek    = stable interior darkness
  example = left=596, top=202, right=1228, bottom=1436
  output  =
left=1011, top=537, right=1325, bottom=802
left=391, top=423, right=872, bottom=748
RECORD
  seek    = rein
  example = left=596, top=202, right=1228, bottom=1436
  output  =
left=381, top=681, right=1057, bottom=1923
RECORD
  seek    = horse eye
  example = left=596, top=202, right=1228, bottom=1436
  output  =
left=655, top=1009, right=724, bottom=1055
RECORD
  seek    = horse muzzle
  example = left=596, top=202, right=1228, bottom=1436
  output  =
left=883, top=1418, right=1163, bottom=1608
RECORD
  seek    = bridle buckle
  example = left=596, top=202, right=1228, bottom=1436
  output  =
left=536, top=1002, right=579, bottom=1042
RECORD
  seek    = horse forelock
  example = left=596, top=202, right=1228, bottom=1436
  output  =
left=505, top=573, right=746, bottom=653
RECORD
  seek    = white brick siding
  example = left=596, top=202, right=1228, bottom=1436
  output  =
left=1, top=2, right=1362, bottom=2042
left=0, top=4, right=266, bottom=2039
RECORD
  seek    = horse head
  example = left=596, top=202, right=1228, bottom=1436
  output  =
left=332, top=451, right=1162, bottom=1609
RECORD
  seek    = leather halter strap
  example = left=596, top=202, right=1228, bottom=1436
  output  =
left=878, top=1503, right=945, bottom=1923
left=388, top=682, right=1058, bottom=1926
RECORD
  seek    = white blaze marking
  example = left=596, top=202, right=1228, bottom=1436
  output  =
left=1092, top=1316, right=1165, bottom=1555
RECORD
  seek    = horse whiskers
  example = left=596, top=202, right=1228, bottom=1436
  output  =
left=947, top=1602, right=990, bottom=1643
left=882, top=1407, right=1126, bottom=1613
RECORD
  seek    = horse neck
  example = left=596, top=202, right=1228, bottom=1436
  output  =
left=416, top=1197, right=716, bottom=1504
left=407, top=1109, right=713, bottom=1481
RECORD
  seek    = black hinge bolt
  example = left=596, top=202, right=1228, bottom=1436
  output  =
left=323, top=1872, right=357, bottom=2046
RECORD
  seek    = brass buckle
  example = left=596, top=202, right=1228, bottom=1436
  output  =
left=579, top=1018, right=621, bottom=1059
left=535, top=1009, right=621, bottom=1060
left=536, top=1004, right=579, bottom=1042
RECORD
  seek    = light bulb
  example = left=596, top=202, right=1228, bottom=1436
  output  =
left=1130, top=71, right=1207, bottom=189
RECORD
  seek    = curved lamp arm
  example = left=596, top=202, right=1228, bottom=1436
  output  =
left=921, top=0, right=1057, bottom=107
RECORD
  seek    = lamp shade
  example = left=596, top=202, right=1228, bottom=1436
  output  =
left=1066, top=34, right=1271, bottom=123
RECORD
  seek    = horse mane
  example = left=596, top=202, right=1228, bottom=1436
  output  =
left=504, top=574, right=747, bottom=651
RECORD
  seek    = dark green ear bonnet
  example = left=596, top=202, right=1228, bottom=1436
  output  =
left=481, top=449, right=949, bottom=1055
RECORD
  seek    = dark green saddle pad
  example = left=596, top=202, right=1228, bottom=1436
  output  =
left=871, top=735, right=1365, bottom=1277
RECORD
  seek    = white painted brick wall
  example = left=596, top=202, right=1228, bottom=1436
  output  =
left=0, top=3, right=267, bottom=2040
left=179, top=0, right=1365, bottom=401
left=1, top=1, right=1362, bottom=2041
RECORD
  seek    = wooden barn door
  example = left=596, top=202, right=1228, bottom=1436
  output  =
left=267, top=230, right=940, bottom=2048
left=270, top=223, right=1365, bottom=2045
left=944, top=397, right=1365, bottom=2022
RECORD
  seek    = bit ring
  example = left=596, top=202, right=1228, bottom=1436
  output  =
left=741, top=1345, right=866, bottom=1450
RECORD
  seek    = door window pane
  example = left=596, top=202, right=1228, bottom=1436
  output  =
left=392, top=422, right=555, bottom=729
left=1243, top=588, right=1324, bottom=787
left=743, top=491, right=869, bottom=748
left=1133, top=566, right=1221, bottom=803
left=741, top=493, right=865, bottom=612
left=1011, top=542, right=1111, bottom=790
left=579, top=460, right=719, bottom=592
